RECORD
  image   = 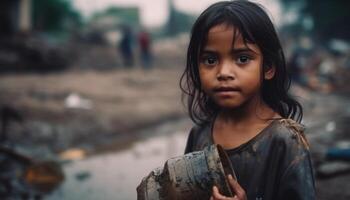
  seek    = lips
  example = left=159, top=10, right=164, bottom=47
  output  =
left=213, top=86, right=240, bottom=93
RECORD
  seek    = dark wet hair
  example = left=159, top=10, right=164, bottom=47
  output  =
left=180, top=0, right=303, bottom=124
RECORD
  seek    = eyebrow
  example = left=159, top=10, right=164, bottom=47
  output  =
left=201, top=47, right=258, bottom=55
left=231, top=47, right=258, bottom=54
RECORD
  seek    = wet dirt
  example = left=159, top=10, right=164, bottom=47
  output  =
left=46, top=118, right=192, bottom=200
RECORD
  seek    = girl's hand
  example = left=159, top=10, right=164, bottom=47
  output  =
left=210, top=174, right=247, bottom=200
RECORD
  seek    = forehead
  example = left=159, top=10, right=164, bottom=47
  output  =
left=203, top=24, right=260, bottom=53
left=208, top=24, right=236, bottom=36
left=207, top=24, right=236, bottom=44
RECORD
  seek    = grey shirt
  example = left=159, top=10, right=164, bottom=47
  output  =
left=184, top=119, right=316, bottom=200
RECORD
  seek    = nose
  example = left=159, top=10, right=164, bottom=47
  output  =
left=217, top=61, right=234, bottom=81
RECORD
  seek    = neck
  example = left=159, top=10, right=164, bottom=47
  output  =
left=217, top=96, right=276, bottom=126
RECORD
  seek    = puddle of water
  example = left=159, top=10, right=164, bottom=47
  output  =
left=47, top=119, right=192, bottom=200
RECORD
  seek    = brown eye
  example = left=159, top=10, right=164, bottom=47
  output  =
left=236, top=55, right=251, bottom=64
left=202, top=55, right=218, bottom=65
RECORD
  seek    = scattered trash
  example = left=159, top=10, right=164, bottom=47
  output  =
left=326, top=148, right=350, bottom=161
left=64, top=93, right=93, bottom=110
left=335, top=141, right=350, bottom=149
left=0, top=105, right=24, bottom=142
left=59, top=148, right=87, bottom=161
left=317, top=161, right=350, bottom=178
left=24, top=161, right=65, bottom=193
left=0, top=34, right=71, bottom=73
left=329, top=39, right=350, bottom=54
left=0, top=145, right=64, bottom=198
left=326, top=121, right=336, bottom=132
left=75, top=171, right=91, bottom=181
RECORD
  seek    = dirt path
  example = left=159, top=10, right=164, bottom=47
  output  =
left=0, top=68, right=185, bottom=156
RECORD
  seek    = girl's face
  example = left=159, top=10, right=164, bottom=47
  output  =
left=199, top=24, right=272, bottom=110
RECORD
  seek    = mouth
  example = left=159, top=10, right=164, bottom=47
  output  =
left=213, top=86, right=240, bottom=93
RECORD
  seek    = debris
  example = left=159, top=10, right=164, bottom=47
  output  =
left=0, top=145, right=64, bottom=198
left=326, top=121, right=336, bottom=132
left=317, top=161, right=350, bottom=178
left=24, top=161, right=65, bottom=193
left=64, top=93, right=93, bottom=110
left=326, top=148, right=350, bottom=161
left=329, top=39, right=350, bottom=54
left=59, top=148, right=86, bottom=161
left=0, top=105, right=24, bottom=143
left=75, top=171, right=91, bottom=181
left=0, top=34, right=71, bottom=73
left=335, top=141, right=350, bottom=149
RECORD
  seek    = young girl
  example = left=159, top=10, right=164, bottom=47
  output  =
left=181, top=1, right=315, bottom=199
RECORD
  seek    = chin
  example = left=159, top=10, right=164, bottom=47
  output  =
left=216, top=101, right=244, bottom=109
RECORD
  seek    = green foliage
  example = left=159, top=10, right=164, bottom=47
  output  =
left=166, top=2, right=196, bottom=36
left=92, top=6, right=140, bottom=27
left=32, top=0, right=82, bottom=32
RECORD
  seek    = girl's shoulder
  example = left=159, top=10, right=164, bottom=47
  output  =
left=189, top=121, right=212, bottom=138
left=185, top=122, right=212, bottom=153
left=269, top=118, right=309, bottom=150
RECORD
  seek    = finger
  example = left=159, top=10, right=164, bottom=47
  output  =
left=212, top=186, right=229, bottom=200
left=232, top=196, right=240, bottom=200
left=227, top=174, right=246, bottom=199
left=210, top=197, right=214, bottom=200
left=231, top=195, right=238, bottom=200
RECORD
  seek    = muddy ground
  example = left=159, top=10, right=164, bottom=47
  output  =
left=0, top=67, right=187, bottom=157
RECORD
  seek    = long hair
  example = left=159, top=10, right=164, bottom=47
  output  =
left=180, top=0, right=303, bottom=125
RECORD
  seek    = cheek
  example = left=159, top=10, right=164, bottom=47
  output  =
left=199, top=75, right=209, bottom=91
left=198, top=68, right=209, bottom=86
left=247, top=79, right=262, bottom=92
left=199, top=68, right=216, bottom=90
left=239, top=69, right=263, bottom=92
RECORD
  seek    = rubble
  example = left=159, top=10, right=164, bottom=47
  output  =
left=64, top=93, right=93, bottom=110
left=0, top=145, right=64, bottom=199
left=317, top=161, right=350, bottom=178
left=75, top=171, right=91, bottom=182
left=59, top=148, right=87, bottom=161
left=0, top=34, right=71, bottom=73
left=326, top=148, right=350, bottom=161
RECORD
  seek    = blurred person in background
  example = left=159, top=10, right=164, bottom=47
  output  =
left=119, top=25, right=134, bottom=67
left=138, top=28, right=153, bottom=69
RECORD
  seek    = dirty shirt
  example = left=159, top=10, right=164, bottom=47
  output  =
left=184, top=119, right=316, bottom=200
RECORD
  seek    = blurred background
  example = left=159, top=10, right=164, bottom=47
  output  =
left=0, top=0, right=349, bottom=199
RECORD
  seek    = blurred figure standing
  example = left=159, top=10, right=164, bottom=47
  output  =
left=138, top=29, right=152, bottom=69
left=119, top=25, right=134, bottom=67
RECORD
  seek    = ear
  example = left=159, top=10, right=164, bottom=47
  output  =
left=264, top=66, right=275, bottom=80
